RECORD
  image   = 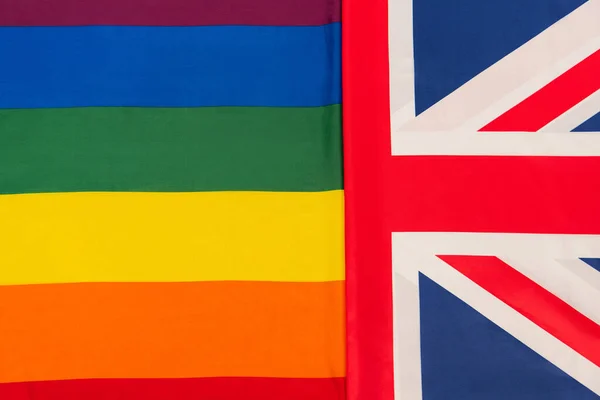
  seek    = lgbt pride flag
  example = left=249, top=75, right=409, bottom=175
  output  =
left=0, top=1, right=344, bottom=399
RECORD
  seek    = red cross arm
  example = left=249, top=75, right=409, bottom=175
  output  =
left=387, top=155, right=600, bottom=234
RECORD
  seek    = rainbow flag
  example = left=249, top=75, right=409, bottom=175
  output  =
left=0, top=1, right=344, bottom=399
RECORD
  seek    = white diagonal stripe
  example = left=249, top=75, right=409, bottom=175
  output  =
left=461, top=40, right=600, bottom=132
left=540, top=89, right=600, bottom=132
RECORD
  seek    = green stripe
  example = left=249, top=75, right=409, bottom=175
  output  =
left=0, top=106, right=342, bottom=194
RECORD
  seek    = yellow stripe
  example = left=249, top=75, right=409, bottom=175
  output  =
left=0, top=191, right=344, bottom=285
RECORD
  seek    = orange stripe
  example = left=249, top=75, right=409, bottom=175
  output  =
left=0, top=281, right=345, bottom=383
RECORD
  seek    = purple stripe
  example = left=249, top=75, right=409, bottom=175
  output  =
left=0, top=0, right=340, bottom=26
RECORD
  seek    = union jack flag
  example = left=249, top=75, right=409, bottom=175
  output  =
left=343, top=0, right=600, bottom=399
left=387, top=0, right=600, bottom=398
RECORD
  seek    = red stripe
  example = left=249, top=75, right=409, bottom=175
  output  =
left=387, top=156, right=600, bottom=234
left=0, top=377, right=345, bottom=400
left=480, top=50, right=600, bottom=132
left=0, top=0, right=340, bottom=26
left=438, top=255, right=600, bottom=367
left=343, top=0, right=394, bottom=398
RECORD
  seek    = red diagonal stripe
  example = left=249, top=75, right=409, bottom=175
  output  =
left=480, top=49, right=600, bottom=132
left=439, top=254, right=600, bottom=367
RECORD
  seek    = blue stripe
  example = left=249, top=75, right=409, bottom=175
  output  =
left=0, top=24, right=340, bottom=109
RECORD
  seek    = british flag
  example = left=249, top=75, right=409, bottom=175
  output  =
left=344, top=0, right=600, bottom=399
